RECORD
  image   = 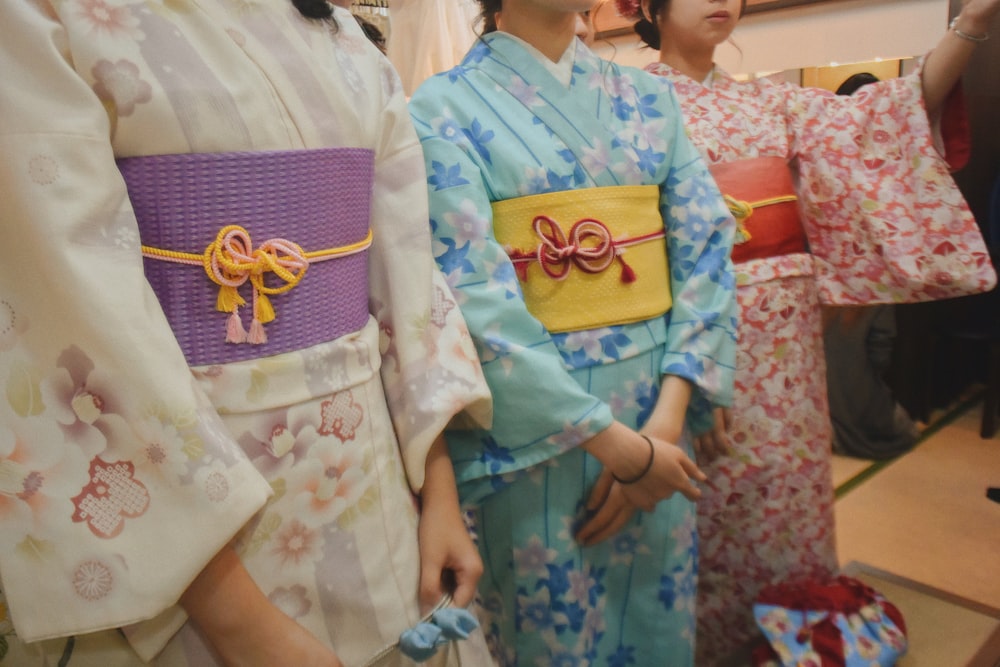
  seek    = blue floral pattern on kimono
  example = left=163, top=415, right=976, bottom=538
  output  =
left=410, top=33, right=737, bottom=667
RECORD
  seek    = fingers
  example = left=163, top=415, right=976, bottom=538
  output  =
left=419, top=563, right=444, bottom=614
left=679, top=453, right=707, bottom=483
left=576, top=488, right=638, bottom=546
left=585, top=469, right=614, bottom=512
left=448, top=556, right=483, bottom=608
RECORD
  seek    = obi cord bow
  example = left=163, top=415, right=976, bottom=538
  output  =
left=722, top=193, right=798, bottom=244
left=142, top=224, right=373, bottom=345
left=360, top=595, right=480, bottom=666
left=507, top=215, right=665, bottom=283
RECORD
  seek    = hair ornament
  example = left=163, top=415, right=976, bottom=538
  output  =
left=613, top=0, right=643, bottom=20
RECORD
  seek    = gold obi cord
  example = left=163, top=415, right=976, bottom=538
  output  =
left=492, top=185, right=671, bottom=333
left=142, top=224, right=374, bottom=344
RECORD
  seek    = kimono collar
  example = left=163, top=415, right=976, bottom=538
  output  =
left=471, top=33, right=624, bottom=186
left=500, top=32, right=577, bottom=88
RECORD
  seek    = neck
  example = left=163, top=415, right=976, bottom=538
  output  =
left=497, top=8, right=576, bottom=62
left=658, top=43, right=715, bottom=82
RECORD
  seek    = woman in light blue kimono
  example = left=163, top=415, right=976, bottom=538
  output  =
left=408, top=1, right=737, bottom=664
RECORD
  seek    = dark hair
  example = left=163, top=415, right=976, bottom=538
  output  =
left=634, top=0, right=747, bottom=50
left=835, top=72, right=880, bottom=96
left=355, top=15, right=388, bottom=54
left=476, top=0, right=501, bottom=34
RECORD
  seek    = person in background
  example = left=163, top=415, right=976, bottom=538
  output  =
left=616, top=0, right=1000, bottom=662
left=0, top=1, right=494, bottom=666
left=576, top=6, right=597, bottom=43
left=331, top=0, right=389, bottom=53
left=408, top=0, right=738, bottom=664
left=387, top=0, right=480, bottom=96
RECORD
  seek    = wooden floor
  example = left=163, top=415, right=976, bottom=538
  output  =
left=833, top=393, right=1000, bottom=666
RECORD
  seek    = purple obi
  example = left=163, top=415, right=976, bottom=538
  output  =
left=118, top=148, right=374, bottom=367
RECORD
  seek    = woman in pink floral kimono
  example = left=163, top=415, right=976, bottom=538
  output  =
left=614, top=0, right=1000, bottom=662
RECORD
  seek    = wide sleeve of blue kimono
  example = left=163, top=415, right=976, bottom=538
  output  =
left=656, top=85, right=738, bottom=433
left=409, top=104, right=615, bottom=486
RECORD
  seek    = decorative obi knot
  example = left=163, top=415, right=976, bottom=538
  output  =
left=493, top=185, right=672, bottom=333
left=142, top=224, right=373, bottom=345
left=118, top=147, right=375, bottom=367
left=709, top=156, right=807, bottom=265
left=512, top=215, right=659, bottom=283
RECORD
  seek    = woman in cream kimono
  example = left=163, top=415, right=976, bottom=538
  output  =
left=0, top=1, right=493, bottom=665
left=615, top=0, right=1000, bottom=662
left=409, top=1, right=738, bottom=664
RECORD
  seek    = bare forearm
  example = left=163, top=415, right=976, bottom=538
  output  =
left=922, top=2, right=995, bottom=114
left=640, top=375, right=693, bottom=444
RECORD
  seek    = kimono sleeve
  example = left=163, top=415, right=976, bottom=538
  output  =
left=366, top=59, right=492, bottom=494
left=409, top=90, right=616, bottom=486
left=786, top=66, right=996, bottom=305
left=0, top=2, right=270, bottom=649
left=655, top=86, right=739, bottom=434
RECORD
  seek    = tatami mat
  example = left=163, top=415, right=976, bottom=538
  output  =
left=834, top=397, right=1000, bottom=665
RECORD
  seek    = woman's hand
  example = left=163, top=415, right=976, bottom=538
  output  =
left=576, top=468, right=639, bottom=546
left=418, top=435, right=484, bottom=611
left=181, top=546, right=342, bottom=667
left=693, top=407, right=731, bottom=464
left=618, top=433, right=706, bottom=511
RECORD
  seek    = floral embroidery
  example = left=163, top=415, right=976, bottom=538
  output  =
left=318, top=391, right=363, bottom=442
left=271, top=519, right=320, bottom=568
left=71, top=458, right=150, bottom=538
left=76, top=0, right=142, bottom=39
left=268, top=584, right=312, bottom=619
left=92, top=59, right=152, bottom=116
left=72, top=560, right=113, bottom=601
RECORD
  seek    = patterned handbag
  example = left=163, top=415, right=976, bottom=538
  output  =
left=751, top=576, right=908, bottom=667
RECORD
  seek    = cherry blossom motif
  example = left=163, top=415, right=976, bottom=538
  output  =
left=26, top=155, right=59, bottom=186
left=71, top=458, right=150, bottom=538
left=92, top=59, right=152, bottom=116
left=268, top=584, right=312, bottom=619
left=75, top=0, right=142, bottom=39
left=289, top=436, right=368, bottom=526
left=204, top=471, right=229, bottom=502
left=0, top=415, right=91, bottom=535
left=271, top=519, right=321, bottom=569
left=430, top=284, right=456, bottom=328
left=130, top=415, right=190, bottom=482
left=41, top=345, right=129, bottom=459
left=318, top=391, right=364, bottom=442
left=72, top=560, right=113, bottom=601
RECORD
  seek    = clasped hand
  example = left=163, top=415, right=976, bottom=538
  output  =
left=576, top=434, right=705, bottom=546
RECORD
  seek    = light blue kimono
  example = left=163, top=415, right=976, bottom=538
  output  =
left=409, top=33, right=737, bottom=667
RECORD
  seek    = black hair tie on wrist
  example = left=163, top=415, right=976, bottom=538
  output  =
left=613, top=435, right=655, bottom=485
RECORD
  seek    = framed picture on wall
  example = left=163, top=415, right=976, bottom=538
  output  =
left=744, top=0, right=843, bottom=15
left=591, top=0, right=636, bottom=39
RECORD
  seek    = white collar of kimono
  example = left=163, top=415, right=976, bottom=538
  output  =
left=501, top=32, right=577, bottom=88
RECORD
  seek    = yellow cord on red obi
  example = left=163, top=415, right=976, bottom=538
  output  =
left=723, top=194, right=798, bottom=244
left=142, top=225, right=373, bottom=345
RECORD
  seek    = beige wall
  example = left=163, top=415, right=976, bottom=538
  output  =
left=593, top=0, right=949, bottom=76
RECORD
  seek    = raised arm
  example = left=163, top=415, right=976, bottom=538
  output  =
left=921, top=0, right=999, bottom=114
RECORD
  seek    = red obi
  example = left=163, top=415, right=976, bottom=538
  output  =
left=709, top=157, right=806, bottom=265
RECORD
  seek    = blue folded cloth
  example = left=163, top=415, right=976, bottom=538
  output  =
left=398, top=607, right=479, bottom=662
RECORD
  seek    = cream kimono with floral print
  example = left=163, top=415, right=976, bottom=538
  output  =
left=0, top=1, right=491, bottom=666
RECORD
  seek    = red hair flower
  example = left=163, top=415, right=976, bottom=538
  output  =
left=614, top=0, right=643, bottom=20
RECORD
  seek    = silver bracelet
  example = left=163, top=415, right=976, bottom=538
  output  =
left=949, top=16, right=990, bottom=43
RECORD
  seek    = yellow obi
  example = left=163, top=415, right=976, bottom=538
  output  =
left=492, top=185, right=671, bottom=333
